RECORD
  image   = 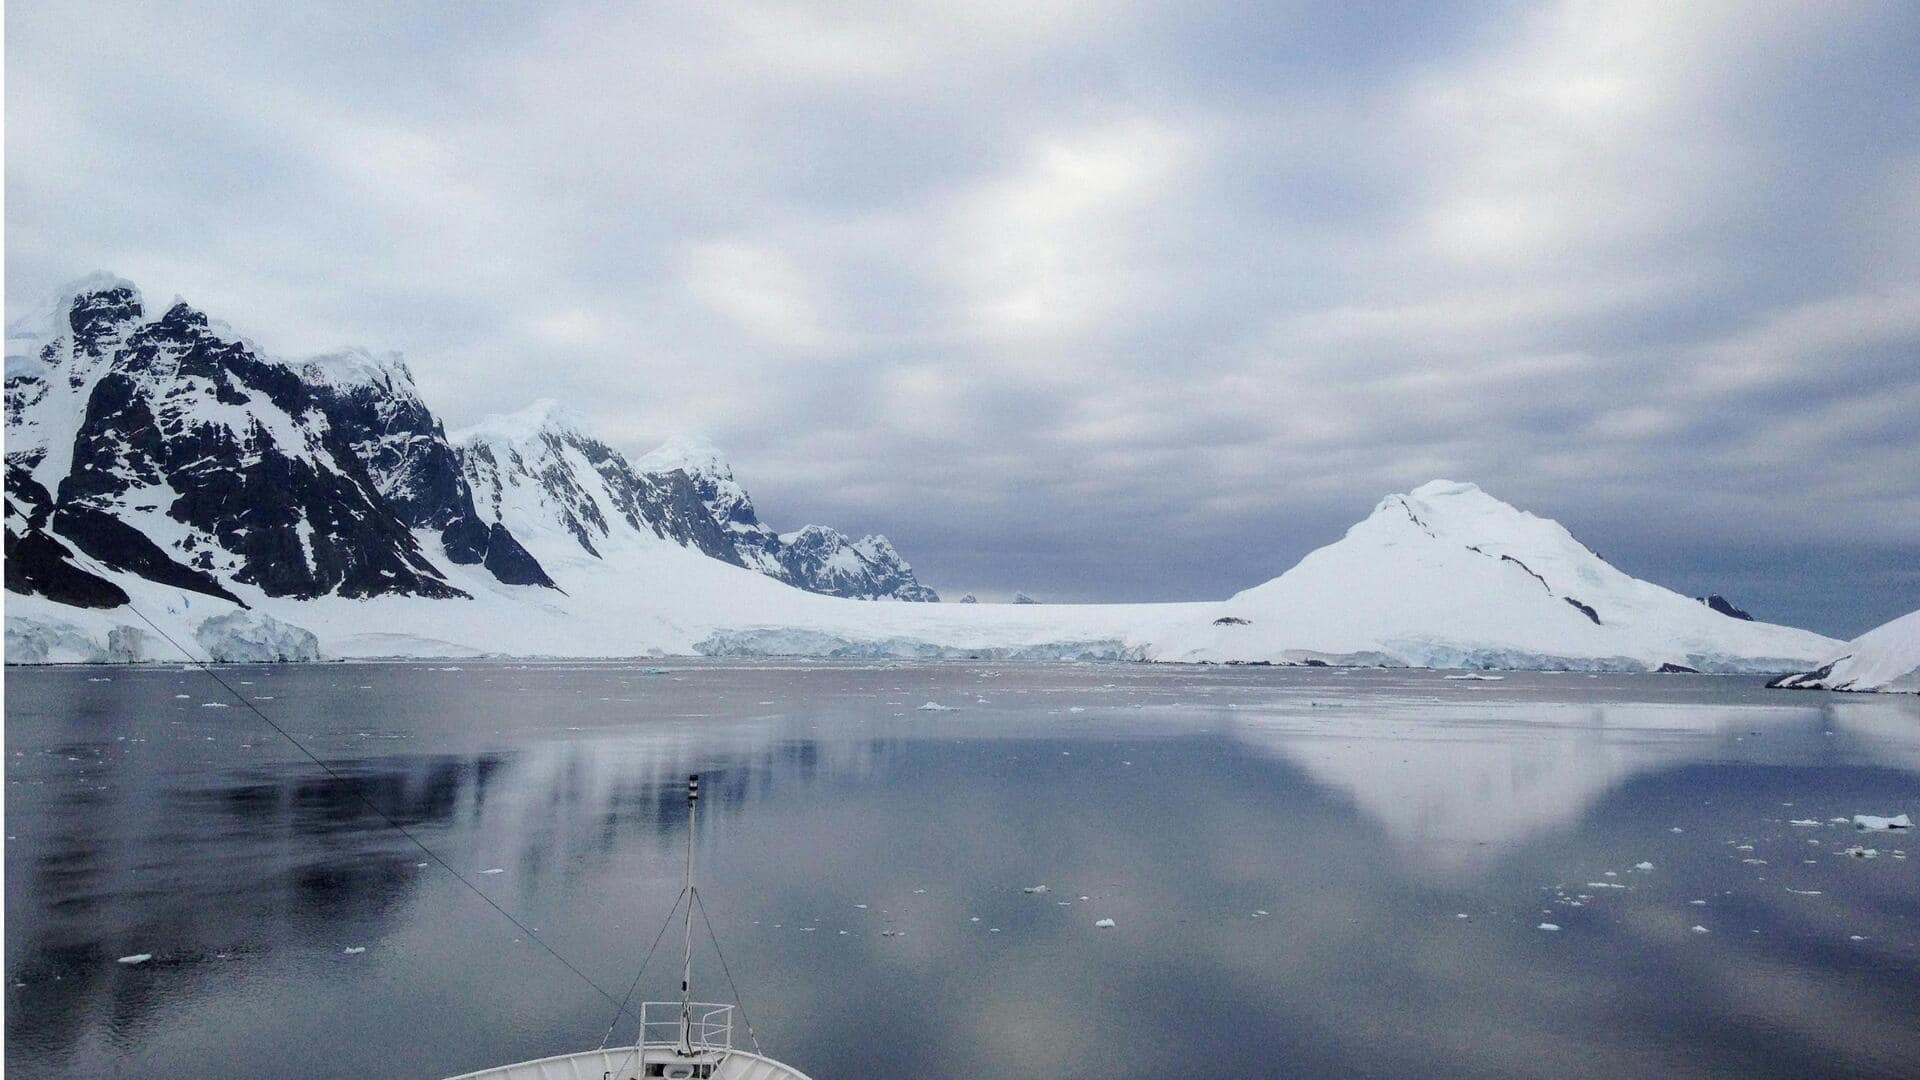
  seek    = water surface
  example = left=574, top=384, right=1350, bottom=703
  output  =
left=6, top=662, right=1919, bottom=1077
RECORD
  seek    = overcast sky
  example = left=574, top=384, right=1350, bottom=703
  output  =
left=7, top=1, right=1918, bottom=635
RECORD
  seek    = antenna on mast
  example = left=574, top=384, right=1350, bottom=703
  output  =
left=678, top=774, right=699, bottom=1055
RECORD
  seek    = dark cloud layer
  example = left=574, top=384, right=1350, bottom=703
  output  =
left=8, top=1, right=1917, bottom=636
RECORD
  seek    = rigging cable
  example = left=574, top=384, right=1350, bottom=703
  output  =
left=694, top=886, right=764, bottom=1055
left=599, top=886, right=689, bottom=1050
left=119, top=602, right=645, bottom=1031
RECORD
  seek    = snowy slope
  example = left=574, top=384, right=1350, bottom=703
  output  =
left=1770, top=608, right=1920, bottom=694
left=1143, top=481, right=1840, bottom=673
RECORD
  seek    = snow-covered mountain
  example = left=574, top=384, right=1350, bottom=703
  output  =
left=1770, top=608, right=1920, bottom=694
left=453, top=411, right=939, bottom=602
left=2, top=277, right=1851, bottom=671
left=1150, top=481, right=1839, bottom=672
left=4, top=277, right=938, bottom=633
left=4, top=276, right=514, bottom=606
left=633, top=435, right=939, bottom=601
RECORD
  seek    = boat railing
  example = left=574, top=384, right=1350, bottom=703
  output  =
left=638, top=1001, right=735, bottom=1053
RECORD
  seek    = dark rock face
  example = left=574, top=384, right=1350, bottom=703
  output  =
left=1564, top=597, right=1601, bottom=624
left=301, top=351, right=553, bottom=588
left=481, top=523, right=554, bottom=587
left=4, top=283, right=560, bottom=608
left=1012, top=592, right=1039, bottom=604
left=1769, top=660, right=1839, bottom=689
left=1697, top=594, right=1754, bottom=620
left=1214, top=616, right=1251, bottom=626
left=52, top=504, right=245, bottom=604
left=51, top=301, right=462, bottom=600
left=958, top=594, right=978, bottom=604
left=4, top=468, right=128, bottom=608
left=1656, top=662, right=1701, bottom=674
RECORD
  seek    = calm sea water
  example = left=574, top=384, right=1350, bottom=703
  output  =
left=5, top=661, right=1919, bottom=1078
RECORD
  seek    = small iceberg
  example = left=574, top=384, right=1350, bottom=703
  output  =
left=1443, top=673, right=1504, bottom=681
left=1094, top=918, right=1116, bottom=929
left=1843, top=846, right=1880, bottom=859
left=1537, top=923, right=1560, bottom=932
left=117, top=953, right=153, bottom=965
left=1853, top=814, right=1911, bottom=831
left=1022, top=885, right=1049, bottom=894
left=343, top=946, right=367, bottom=955
left=916, top=702, right=956, bottom=712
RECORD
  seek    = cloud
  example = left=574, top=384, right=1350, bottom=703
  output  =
left=6, top=0, right=1917, bottom=634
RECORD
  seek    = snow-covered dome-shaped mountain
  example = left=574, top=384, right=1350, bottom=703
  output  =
left=1771, top=608, right=1920, bottom=694
left=1151, top=479, right=1840, bottom=672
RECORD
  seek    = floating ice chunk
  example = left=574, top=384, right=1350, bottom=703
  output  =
left=1843, top=847, right=1880, bottom=859
left=1689, top=899, right=1707, bottom=906
left=1094, top=918, right=1116, bottom=929
left=479, top=867, right=506, bottom=875
left=1690, top=926, right=1710, bottom=934
left=1741, top=858, right=1768, bottom=865
left=343, top=946, right=366, bottom=955
left=117, top=953, right=152, bottom=965
left=1585, top=882, right=1625, bottom=889
left=1849, top=935, right=1867, bottom=941
left=1537, top=923, right=1560, bottom=931
left=1454, top=913, right=1469, bottom=920
left=1022, top=885, right=1049, bottom=894
left=1669, top=827, right=1684, bottom=833
left=1067, top=706, right=1086, bottom=713
left=200, top=702, right=229, bottom=709
left=1443, top=673, right=1504, bottom=681
left=1830, top=817, right=1850, bottom=823
left=1634, top=862, right=1654, bottom=871
left=1253, top=910, right=1271, bottom=918
left=916, top=702, right=956, bottom=712
left=1786, top=888, right=1823, bottom=896
left=174, top=694, right=191, bottom=699
left=989, top=927, right=1001, bottom=933
left=1853, top=814, right=1911, bottom=831
left=854, top=904, right=868, bottom=909
left=1788, top=820, right=1822, bottom=827
left=881, top=930, right=904, bottom=938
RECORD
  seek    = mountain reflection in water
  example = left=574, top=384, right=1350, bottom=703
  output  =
left=6, top=661, right=1918, bottom=1078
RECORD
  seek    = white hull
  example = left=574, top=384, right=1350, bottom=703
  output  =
left=446, top=1044, right=811, bottom=1080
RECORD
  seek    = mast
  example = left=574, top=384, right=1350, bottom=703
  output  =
left=678, top=773, right=699, bottom=1054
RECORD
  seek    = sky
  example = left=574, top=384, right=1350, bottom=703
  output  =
left=6, top=1, right=1918, bottom=637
